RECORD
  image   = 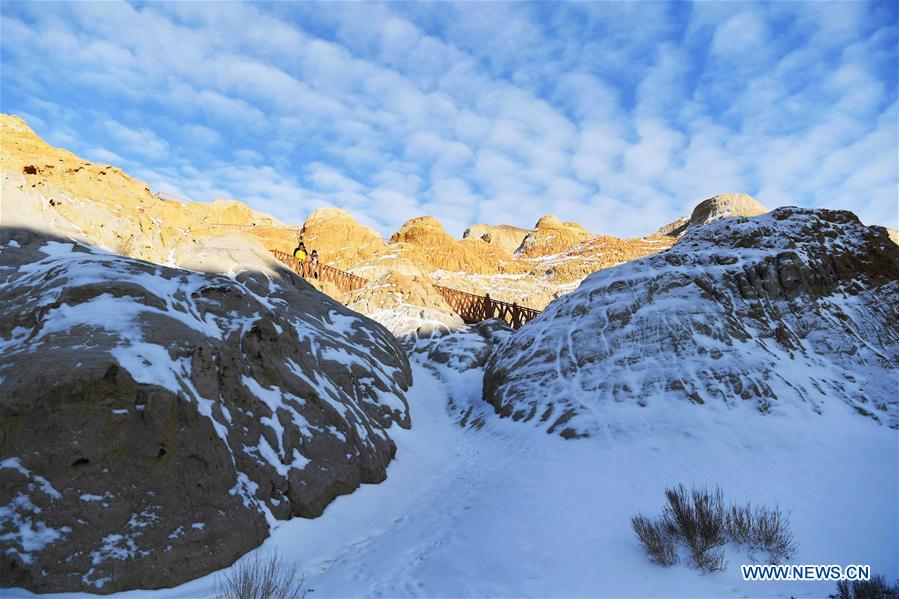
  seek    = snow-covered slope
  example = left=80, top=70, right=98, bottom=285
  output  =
left=484, top=208, right=899, bottom=438
left=408, top=321, right=514, bottom=429
left=0, top=229, right=411, bottom=593
left=9, top=341, right=895, bottom=599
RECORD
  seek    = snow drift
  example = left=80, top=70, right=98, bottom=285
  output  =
left=484, top=208, right=899, bottom=438
left=0, top=228, right=411, bottom=594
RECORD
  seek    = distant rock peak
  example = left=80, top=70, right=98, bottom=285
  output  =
left=657, top=193, right=768, bottom=237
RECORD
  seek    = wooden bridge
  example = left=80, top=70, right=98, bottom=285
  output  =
left=270, top=250, right=540, bottom=329
left=432, top=285, right=540, bottom=329
left=271, top=250, right=368, bottom=293
left=172, top=215, right=541, bottom=328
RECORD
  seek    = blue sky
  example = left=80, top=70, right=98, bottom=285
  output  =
left=1, top=1, right=896, bottom=237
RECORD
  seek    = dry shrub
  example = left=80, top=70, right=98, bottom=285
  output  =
left=832, top=575, right=898, bottom=599
left=214, top=550, right=308, bottom=599
left=726, top=502, right=754, bottom=545
left=632, top=514, right=678, bottom=566
left=752, top=505, right=796, bottom=563
left=726, top=501, right=796, bottom=563
left=633, top=484, right=798, bottom=574
left=661, top=485, right=727, bottom=572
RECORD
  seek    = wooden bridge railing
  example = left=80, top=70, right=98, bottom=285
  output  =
left=271, top=250, right=368, bottom=293
left=271, top=250, right=540, bottom=329
left=432, top=285, right=541, bottom=329
left=170, top=214, right=542, bottom=328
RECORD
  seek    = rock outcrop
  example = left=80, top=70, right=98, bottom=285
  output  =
left=462, top=224, right=530, bottom=255
left=514, top=215, right=594, bottom=258
left=345, top=271, right=464, bottom=339
left=297, top=207, right=385, bottom=270
left=525, top=234, right=675, bottom=285
left=657, top=193, right=768, bottom=237
left=0, top=114, right=296, bottom=264
left=0, top=113, right=686, bottom=333
left=388, top=216, right=522, bottom=276
left=0, top=229, right=412, bottom=594
left=881, top=227, right=899, bottom=247
left=484, top=208, right=899, bottom=438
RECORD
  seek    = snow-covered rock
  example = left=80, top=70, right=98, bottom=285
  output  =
left=413, top=320, right=513, bottom=374
left=344, top=271, right=464, bottom=339
left=0, top=229, right=411, bottom=593
left=484, top=208, right=899, bottom=438
left=412, top=320, right=514, bottom=430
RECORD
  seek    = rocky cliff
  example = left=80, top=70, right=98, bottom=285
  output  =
left=484, top=208, right=899, bottom=438
left=0, top=113, right=698, bottom=337
left=0, top=229, right=412, bottom=593
left=462, top=223, right=530, bottom=255
left=387, top=216, right=523, bottom=276
left=657, top=193, right=769, bottom=237
left=0, top=115, right=296, bottom=265
left=344, top=271, right=464, bottom=339
left=514, top=215, right=595, bottom=258
left=297, top=207, right=385, bottom=270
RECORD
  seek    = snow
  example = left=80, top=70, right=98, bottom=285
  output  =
left=1, top=458, right=61, bottom=499
left=4, top=211, right=893, bottom=596
left=82, top=534, right=148, bottom=588
left=326, top=309, right=359, bottom=334
left=127, top=510, right=160, bottom=529
left=0, top=489, right=71, bottom=567
left=484, top=208, right=899, bottom=436
left=10, top=349, right=894, bottom=598
left=79, top=494, right=107, bottom=502
left=91, top=534, right=141, bottom=565
left=361, top=305, right=459, bottom=340
left=0, top=495, right=68, bottom=553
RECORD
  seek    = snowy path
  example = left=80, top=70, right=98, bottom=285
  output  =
left=10, top=358, right=897, bottom=598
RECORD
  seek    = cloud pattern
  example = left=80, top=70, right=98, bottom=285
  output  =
left=1, top=1, right=896, bottom=237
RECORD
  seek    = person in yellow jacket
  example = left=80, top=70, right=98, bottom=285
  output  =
left=293, top=242, right=308, bottom=262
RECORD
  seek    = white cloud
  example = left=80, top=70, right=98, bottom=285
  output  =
left=183, top=124, right=222, bottom=148
left=103, top=119, right=169, bottom=160
left=1, top=1, right=895, bottom=239
left=305, top=163, right=365, bottom=194
left=86, top=147, right=127, bottom=166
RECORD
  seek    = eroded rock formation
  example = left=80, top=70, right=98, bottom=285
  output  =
left=657, top=193, right=769, bottom=237
left=0, top=229, right=411, bottom=593
left=484, top=208, right=899, bottom=438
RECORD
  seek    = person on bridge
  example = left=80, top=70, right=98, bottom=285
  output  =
left=293, top=242, right=307, bottom=263
left=309, top=249, right=320, bottom=279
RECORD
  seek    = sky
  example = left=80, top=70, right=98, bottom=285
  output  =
left=1, top=1, right=896, bottom=238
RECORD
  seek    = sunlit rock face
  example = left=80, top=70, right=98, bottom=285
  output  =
left=0, top=114, right=296, bottom=266
left=0, top=229, right=411, bottom=594
left=345, top=270, right=465, bottom=339
left=656, top=193, right=769, bottom=237
left=298, top=207, right=386, bottom=270
left=514, top=215, right=595, bottom=258
left=484, top=208, right=899, bottom=438
left=463, top=223, right=530, bottom=255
